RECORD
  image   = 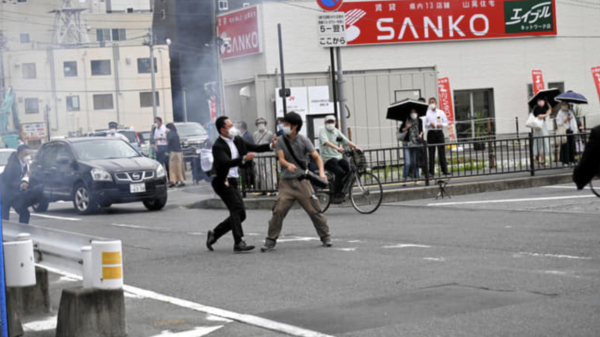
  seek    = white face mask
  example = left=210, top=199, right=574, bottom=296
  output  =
left=227, top=126, right=240, bottom=138
left=257, top=124, right=266, bottom=131
left=23, top=155, right=32, bottom=163
left=429, top=104, right=436, bottom=110
left=153, top=123, right=158, bottom=129
left=561, top=105, right=569, bottom=111
left=410, top=113, right=418, bottom=120
left=326, top=123, right=335, bottom=131
left=283, top=126, right=293, bottom=135
left=110, top=129, right=117, bottom=134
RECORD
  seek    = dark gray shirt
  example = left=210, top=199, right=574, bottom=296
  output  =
left=276, top=134, right=315, bottom=180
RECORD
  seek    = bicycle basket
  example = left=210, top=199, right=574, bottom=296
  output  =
left=353, top=151, right=368, bottom=171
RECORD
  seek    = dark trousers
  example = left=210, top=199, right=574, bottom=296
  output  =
left=325, top=158, right=350, bottom=194
left=560, top=130, right=576, bottom=164
left=156, top=145, right=169, bottom=180
left=240, top=163, right=255, bottom=190
left=1, top=195, right=31, bottom=224
left=427, top=130, right=448, bottom=175
left=211, top=179, right=245, bottom=244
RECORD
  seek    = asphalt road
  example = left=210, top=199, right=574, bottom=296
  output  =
left=18, top=180, right=600, bottom=337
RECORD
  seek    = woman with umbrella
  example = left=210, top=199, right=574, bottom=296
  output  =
left=399, top=109, right=424, bottom=182
left=556, top=91, right=587, bottom=165
left=532, top=98, right=553, bottom=166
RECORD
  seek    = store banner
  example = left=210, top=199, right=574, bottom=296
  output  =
left=209, top=96, right=217, bottom=122
left=218, top=6, right=262, bottom=59
left=532, top=69, right=545, bottom=95
left=339, top=0, right=557, bottom=46
left=438, top=77, right=456, bottom=142
left=592, top=66, right=600, bottom=105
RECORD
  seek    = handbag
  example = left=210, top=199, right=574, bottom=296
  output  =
left=526, top=113, right=543, bottom=130
left=396, top=129, right=408, bottom=142
left=282, top=136, right=329, bottom=189
left=556, top=125, right=567, bottom=146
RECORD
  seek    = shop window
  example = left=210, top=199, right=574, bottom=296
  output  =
left=20, top=33, right=30, bottom=43
left=93, top=94, right=114, bottom=110
left=137, top=58, right=157, bottom=74
left=91, top=60, right=111, bottom=76
left=140, top=92, right=159, bottom=108
left=218, top=0, right=229, bottom=11
left=453, top=89, right=495, bottom=140
left=22, top=63, right=36, bottom=79
left=64, top=61, right=78, bottom=77
left=25, top=98, right=39, bottom=114
left=66, top=96, right=80, bottom=111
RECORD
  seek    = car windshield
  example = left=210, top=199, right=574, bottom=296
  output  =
left=0, top=151, right=14, bottom=166
left=118, top=131, right=137, bottom=143
left=72, top=140, right=140, bottom=161
left=176, top=123, right=207, bottom=138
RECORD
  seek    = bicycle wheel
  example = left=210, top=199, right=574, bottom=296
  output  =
left=314, top=172, right=334, bottom=213
left=350, top=172, right=383, bottom=214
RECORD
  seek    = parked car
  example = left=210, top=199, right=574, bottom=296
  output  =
left=0, top=148, right=16, bottom=174
left=174, top=122, right=209, bottom=161
left=91, top=129, right=143, bottom=154
left=30, top=138, right=168, bottom=214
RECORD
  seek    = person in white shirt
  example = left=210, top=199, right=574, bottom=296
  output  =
left=424, top=97, right=449, bottom=176
left=106, top=122, right=129, bottom=142
left=556, top=102, right=578, bottom=165
left=153, top=117, right=169, bottom=169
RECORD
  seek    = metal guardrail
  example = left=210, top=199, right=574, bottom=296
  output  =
left=3, top=221, right=107, bottom=276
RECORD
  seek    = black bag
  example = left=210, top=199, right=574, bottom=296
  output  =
left=282, top=136, right=328, bottom=189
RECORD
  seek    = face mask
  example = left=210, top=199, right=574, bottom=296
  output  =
left=537, top=101, right=545, bottom=107
left=429, top=104, right=436, bottom=110
left=257, top=124, right=266, bottom=131
left=23, top=155, right=31, bottom=163
left=561, top=105, right=569, bottom=111
left=153, top=123, right=158, bottom=128
left=283, top=126, right=293, bottom=135
left=326, top=123, right=335, bottom=131
left=410, top=113, right=418, bottom=120
left=278, top=124, right=284, bottom=131
left=110, top=129, right=117, bottom=134
left=227, top=127, right=240, bottom=138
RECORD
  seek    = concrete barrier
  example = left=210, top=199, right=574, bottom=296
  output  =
left=6, top=290, right=24, bottom=337
left=55, top=288, right=127, bottom=337
left=7, top=267, right=51, bottom=317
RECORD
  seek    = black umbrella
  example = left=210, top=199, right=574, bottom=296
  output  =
left=386, top=99, right=429, bottom=121
left=528, top=88, right=561, bottom=108
left=555, top=91, right=588, bottom=105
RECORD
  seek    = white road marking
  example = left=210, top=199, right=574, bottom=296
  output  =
left=11, top=211, right=81, bottom=221
left=514, top=252, right=592, bottom=260
left=543, top=185, right=590, bottom=190
left=206, top=315, right=233, bottom=323
left=334, top=248, right=356, bottom=252
left=428, top=195, right=596, bottom=207
left=383, top=244, right=431, bottom=249
left=110, top=223, right=167, bottom=231
left=187, top=232, right=204, bottom=236
left=348, top=240, right=361, bottom=243
left=278, top=236, right=320, bottom=243
left=23, top=316, right=57, bottom=332
left=423, top=257, right=445, bottom=262
left=150, top=326, right=223, bottom=337
left=36, top=265, right=335, bottom=337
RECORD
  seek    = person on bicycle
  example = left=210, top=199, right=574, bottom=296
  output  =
left=319, top=115, right=362, bottom=203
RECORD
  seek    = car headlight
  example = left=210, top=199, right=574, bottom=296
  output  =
left=156, top=165, right=166, bottom=178
left=91, top=168, right=112, bottom=181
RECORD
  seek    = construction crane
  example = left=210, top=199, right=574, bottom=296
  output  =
left=0, top=86, right=22, bottom=148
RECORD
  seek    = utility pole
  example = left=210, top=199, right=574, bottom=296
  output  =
left=278, top=23, right=288, bottom=116
left=182, top=87, right=188, bottom=122
left=0, top=33, right=6, bottom=104
left=212, top=0, right=226, bottom=117
left=148, top=28, right=158, bottom=119
left=335, top=47, right=348, bottom=136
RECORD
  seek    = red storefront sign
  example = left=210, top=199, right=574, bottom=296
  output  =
left=339, top=0, right=557, bottom=46
left=531, top=69, right=545, bottom=95
left=210, top=96, right=217, bottom=121
left=592, top=66, right=600, bottom=105
left=217, top=6, right=262, bottom=59
left=438, top=77, right=456, bottom=142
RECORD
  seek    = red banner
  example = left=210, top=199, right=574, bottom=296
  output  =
left=218, top=6, right=261, bottom=59
left=438, top=77, right=456, bottom=142
left=531, top=69, right=544, bottom=95
left=210, top=96, right=217, bottom=121
left=340, top=0, right=557, bottom=46
left=592, top=66, right=600, bottom=105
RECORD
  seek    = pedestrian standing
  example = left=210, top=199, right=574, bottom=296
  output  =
left=253, top=118, right=275, bottom=194
left=166, top=123, right=185, bottom=187
left=206, top=116, right=275, bottom=253
left=261, top=112, right=332, bottom=252
left=424, top=98, right=449, bottom=176
left=238, top=121, right=256, bottom=190
left=556, top=102, right=577, bottom=165
left=532, top=99, right=552, bottom=166
left=0, top=145, right=39, bottom=224
left=401, top=110, right=424, bottom=182
left=107, top=121, right=128, bottom=142
left=276, top=117, right=285, bottom=137
left=154, top=117, right=169, bottom=173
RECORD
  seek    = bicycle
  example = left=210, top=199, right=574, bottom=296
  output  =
left=315, top=148, right=383, bottom=214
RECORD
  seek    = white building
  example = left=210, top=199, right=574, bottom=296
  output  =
left=221, top=0, right=600, bottom=149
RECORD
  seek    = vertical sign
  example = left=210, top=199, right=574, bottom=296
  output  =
left=317, top=12, right=347, bottom=47
left=438, top=78, right=456, bottom=142
left=0, top=193, right=9, bottom=337
left=532, top=70, right=545, bottom=95
left=592, top=66, right=600, bottom=105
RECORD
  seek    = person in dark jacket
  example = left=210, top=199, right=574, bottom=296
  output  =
left=0, top=145, right=39, bottom=224
left=237, top=121, right=256, bottom=189
left=166, top=123, right=185, bottom=188
left=573, top=125, right=600, bottom=190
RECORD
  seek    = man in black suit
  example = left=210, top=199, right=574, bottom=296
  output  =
left=573, top=125, right=600, bottom=190
left=206, top=116, right=275, bottom=252
left=0, top=145, right=39, bottom=224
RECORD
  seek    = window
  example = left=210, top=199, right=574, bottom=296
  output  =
left=93, top=94, right=114, bottom=110
left=24, top=98, right=39, bottom=114
left=218, top=0, right=229, bottom=11
left=66, top=96, right=80, bottom=111
left=453, top=89, right=495, bottom=140
left=140, top=92, right=159, bottom=108
left=112, top=28, right=126, bottom=41
left=137, top=58, right=157, bottom=73
left=20, top=33, right=30, bottom=43
left=22, top=63, right=36, bottom=79
left=91, top=60, right=111, bottom=76
left=17, top=0, right=27, bottom=2
left=96, top=29, right=111, bottom=42
left=96, top=28, right=126, bottom=41
left=64, top=61, right=78, bottom=77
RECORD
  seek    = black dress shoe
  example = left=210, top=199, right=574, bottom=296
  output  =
left=234, top=241, right=255, bottom=253
left=206, top=230, right=216, bottom=251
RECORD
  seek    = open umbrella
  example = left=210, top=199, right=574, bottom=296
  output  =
left=528, top=88, right=561, bottom=108
left=386, top=99, right=428, bottom=121
left=556, top=90, right=588, bottom=105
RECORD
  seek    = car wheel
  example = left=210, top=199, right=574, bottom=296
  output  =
left=32, top=198, right=50, bottom=213
left=73, top=183, right=98, bottom=215
left=143, top=196, right=167, bottom=211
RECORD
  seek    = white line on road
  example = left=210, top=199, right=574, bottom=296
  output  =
left=206, top=315, right=233, bottom=323
left=423, top=257, right=445, bottom=262
left=383, top=244, right=431, bottom=249
left=427, top=195, right=596, bottom=207
left=543, top=185, right=590, bottom=190
left=23, top=316, right=57, bottom=332
left=278, top=236, right=320, bottom=243
left=150, top=326, right=223, bottom=337
left=514, top=252, right=592, bottom=260
left=11, top=211, right=81, bottom=221
left=334, top=248, right=357, bottom=252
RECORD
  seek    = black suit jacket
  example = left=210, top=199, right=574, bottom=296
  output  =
left=573, top=125, right=600, bottom=189
left=0, top=153, right=28, bottom=201
left=212, top=136, right=271, bottom=188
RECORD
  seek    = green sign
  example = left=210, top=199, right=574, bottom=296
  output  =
left=504, top=0, right=554, bottom=34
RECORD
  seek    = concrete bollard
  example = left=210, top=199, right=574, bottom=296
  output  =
left=91, top=240, right=123, bottom=290
left=81, top=246, right=93, bottom=288
left=4, top=233, right=36, bottom=287
left=7, top=267, right=51, bottom=317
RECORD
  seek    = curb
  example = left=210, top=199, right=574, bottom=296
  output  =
left=189, top=173, right=574, bottom=210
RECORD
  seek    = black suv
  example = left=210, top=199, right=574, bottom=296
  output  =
left=174, top=122, right=209, bottom=161
left=31, top=138, right=168, bottom=214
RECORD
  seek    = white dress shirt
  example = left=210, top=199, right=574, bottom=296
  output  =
left=154, top=125, right=168, bottom=146
left=424, top=109, right=449, bottom=131
left=220, top=135, right=240, bottom=178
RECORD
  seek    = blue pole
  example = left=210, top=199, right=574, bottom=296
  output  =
left=0, top=190, right=9, bottom=337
